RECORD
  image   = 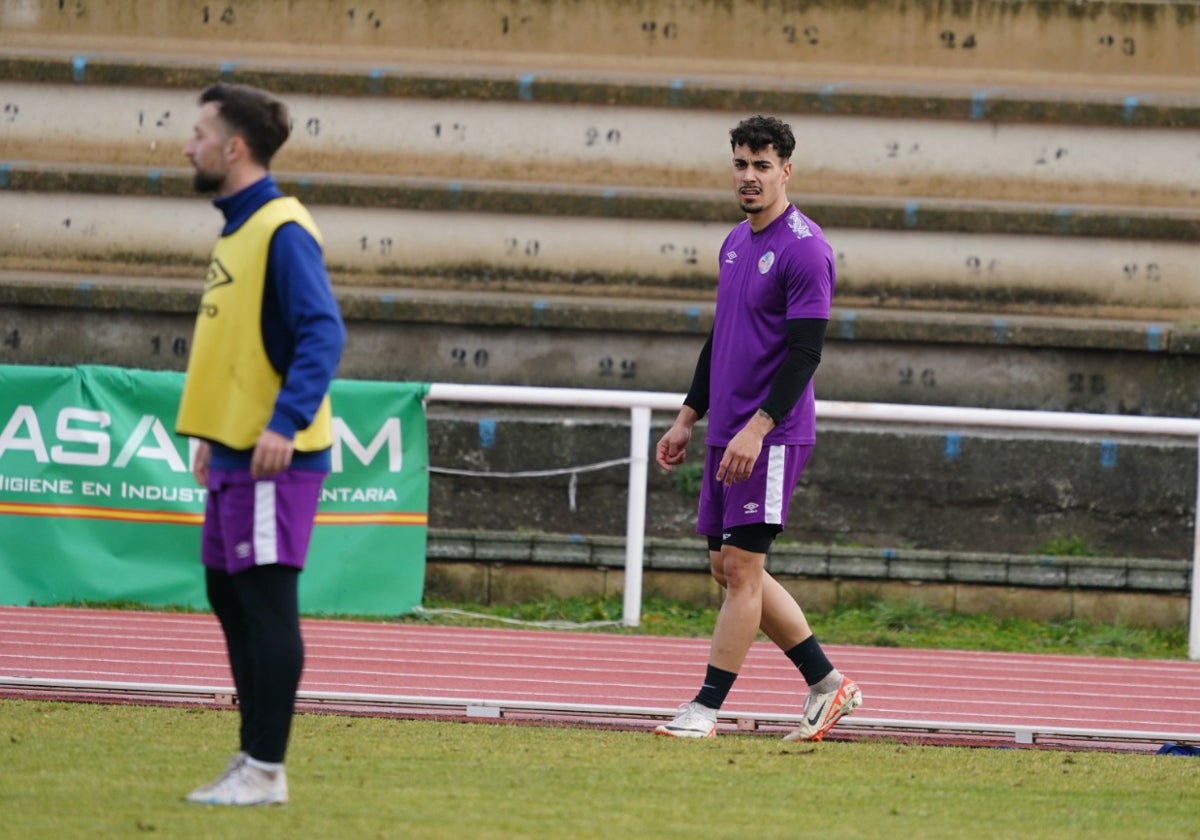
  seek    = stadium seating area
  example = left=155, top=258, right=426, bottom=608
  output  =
left=2, top=0, right=1198, bottom=408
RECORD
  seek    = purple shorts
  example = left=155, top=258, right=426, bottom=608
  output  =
left=201, top=468, right=326, bottom=575
left=695, top=443, right=812, bottom=538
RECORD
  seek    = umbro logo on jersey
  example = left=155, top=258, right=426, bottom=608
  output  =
left=204, top=257, right=234, bottom=293
left=724, top=250, right=738, bottom=264
left=743, top=502, right=759, bottom=514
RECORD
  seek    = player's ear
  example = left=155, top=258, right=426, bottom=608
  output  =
left=226, top=134, right=248, bottom=163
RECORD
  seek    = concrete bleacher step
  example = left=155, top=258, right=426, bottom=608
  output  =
left=2, top=172, right=1198, bottom=318
left=3, top=0, right=1199, bottom=86
left=2, top=267, right=1196, bottom=417
left=2, top=70, right=1198, bottom=207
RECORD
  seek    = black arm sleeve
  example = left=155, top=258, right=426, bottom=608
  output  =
left=757, top=318, right=827, bottom=425
left=682, top=330, right=713, bottom=419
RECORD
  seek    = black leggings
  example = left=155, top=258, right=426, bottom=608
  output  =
left=205, top=564, right=304, bottom=764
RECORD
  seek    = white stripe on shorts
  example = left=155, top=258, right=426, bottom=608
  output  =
left=764, top=445, right=785, bottom=525
left=253, top=480, right=279, bottom=566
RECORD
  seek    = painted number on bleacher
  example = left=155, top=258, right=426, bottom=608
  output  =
left=940, top=31, right=977, bottom=49
left=1068, top=372, right=1106, bottom=395
left=1035, top=148, right=1068, bottom=166
left=3, top=330, right=19, bottom=351
left=359, top=236, right=394, bottom=255
left=150, top=336, right=189, bottom=357
left=56, top=0, right=86, bottom=17
left=965, top=256, right=999, bottom=274
left=884, top=142, right=920, bottom=158
left=505, top=239, right=541, bottom=257
left=137, top=111, right=171, bottom=129
left=598, top=357, right=637, bottom=379
left=450, top=348, right=490, bottom=368
left=500, top=15, right=532, bottom=35
left=3, top=104, right=17, bottom=123
left=584, top=128, right=621, bottom=147
left=201, top=6, right=235, bottom=24
left=782, top=24, right=819, bottom=46
left=659, top=244, right=699, bottom=266
left=1123, top=263, right=1162, bottom=282
left=899, top=367, right=937, bottom=388
left=1098, top=35, right=1136, bottom=56
left=345, top=8, right=382, bottom=29
left=433, top=123, right=467, bottom=141
left=641, top=21, right=678, bottom=39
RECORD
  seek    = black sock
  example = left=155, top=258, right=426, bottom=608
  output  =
left=786, top=636, right=834, bottom=687
left=693, top=664, right=738, bottom=710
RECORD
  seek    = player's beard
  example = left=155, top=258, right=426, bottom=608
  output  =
left=192, top=169, right=225, bottom=194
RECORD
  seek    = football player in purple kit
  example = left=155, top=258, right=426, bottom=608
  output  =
left=654, top=115, right=861, bottom=741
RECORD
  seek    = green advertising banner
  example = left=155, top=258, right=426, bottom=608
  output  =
left=0, top=364, right=429, bottom=615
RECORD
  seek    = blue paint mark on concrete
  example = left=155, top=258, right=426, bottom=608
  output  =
left=1123, top=96, right=1139, bottom=124
left=839, top=311, right=856, bottom=341
left=970, top=91, right=988, bottom=120
left=518, top=73, right=535, bottom=101
left=1100, top=441, right=1118, bottom=468
left=819, top=84, right=837, bottom=113
left=1146, top=325, right=1163, bottom=352
left=479, top=418, right=497, bottom=449
left=669, top=79, right=684, bottom=107
left=993, top=318, right=1007, bottom=344
left=944, top=433, right=962, bottom=460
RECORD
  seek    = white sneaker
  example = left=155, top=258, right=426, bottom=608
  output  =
left=185, top=752, right=248, bottom=801
left=654, top=701, right=718, bottom=738
left=186, top=761, right=288, bottom=806
left=783, top=676, right=863, bottom=742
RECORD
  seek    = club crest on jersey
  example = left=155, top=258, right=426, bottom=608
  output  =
left=758, top=251, right=775, bottom=274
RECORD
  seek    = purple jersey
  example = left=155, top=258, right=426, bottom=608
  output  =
left=706, top=205, right=835, bottom=447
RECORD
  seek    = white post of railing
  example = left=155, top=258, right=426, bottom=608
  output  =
left=1191, top=436, right=1200, bottom=661
left=623, top=407, right=651, bottom=627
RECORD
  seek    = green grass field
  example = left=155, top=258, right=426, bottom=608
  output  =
left=9, top=597, right=1195, bottom=838
left=4, top=699, right=1200, bottom=840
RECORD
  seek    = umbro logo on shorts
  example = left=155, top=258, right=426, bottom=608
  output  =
left=743, top=502, right=759, bottom=514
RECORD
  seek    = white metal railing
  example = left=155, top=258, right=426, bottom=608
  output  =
left=424, top=383, right=1200, bottom=659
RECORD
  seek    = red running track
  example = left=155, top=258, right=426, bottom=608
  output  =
left=2, top=605, right=1199, bottom=751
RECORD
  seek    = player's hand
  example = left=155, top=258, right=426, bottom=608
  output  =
left=251, top=429, right=294, bottom=479
left=716, top=427, right=762, bottom=484
left=715, top=412, right=773, bottom=485
left=191, top=440, right=211, bottom=488
left=655, top=424, right=692, bottom=471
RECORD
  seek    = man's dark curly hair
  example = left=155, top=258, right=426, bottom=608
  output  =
left=729, top=114, right=795, bottom=161
left=199, top=83, right=290, bottom=167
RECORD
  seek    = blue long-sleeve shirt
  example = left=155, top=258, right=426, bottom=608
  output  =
left=208, top=176, right=346, bottom=472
